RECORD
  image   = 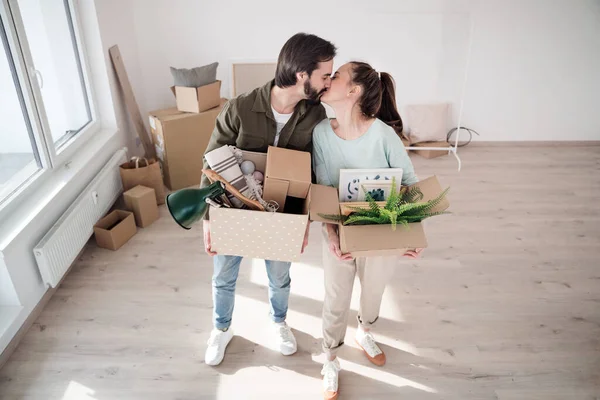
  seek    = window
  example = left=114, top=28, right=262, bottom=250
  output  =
left=0, top=0, right=96, bottom=207
left=0, top=17, right=40, bottom=202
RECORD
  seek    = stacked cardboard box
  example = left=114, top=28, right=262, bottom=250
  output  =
left=149, top=99, right=226, bottom=190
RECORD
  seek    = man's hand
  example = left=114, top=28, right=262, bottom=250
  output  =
left=326, top=224, right=353, bottom=261
left=403, top=248, right=423, bottom=259
left=203, top=220, right=217, bottom=256
left=301, top=222, right=311, bottom=254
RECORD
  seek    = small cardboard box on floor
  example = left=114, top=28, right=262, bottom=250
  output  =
left=149, top=99, right=226, bottom=190
left=123, top=185, right=158, bottom=228
left=93, top=210, right=137, bottom=250
left=309, top=177, right=450, bottom=257
left=209, top=146, right=311, bottom=262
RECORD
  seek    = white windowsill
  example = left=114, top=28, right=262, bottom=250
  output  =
left=0, top=127, right=121, bottom=252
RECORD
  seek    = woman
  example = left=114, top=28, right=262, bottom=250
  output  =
left=313, top=61, right=422, bottom=400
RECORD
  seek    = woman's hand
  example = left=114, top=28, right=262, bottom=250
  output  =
left=301, top=221, right=311, bottom=253
left=326, top=224, right=354, bottom=261
left=403, top=248, right=424, bottom=259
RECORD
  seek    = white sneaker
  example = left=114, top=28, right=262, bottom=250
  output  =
left=321, top=358, right=341, bottom=399
left=205, top=328, right=234, bottom=366
left=355, top=328, right=386, bottom=366
left=273, top=321, right=297, bottom=355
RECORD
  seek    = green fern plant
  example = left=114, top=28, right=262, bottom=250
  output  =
left=319, top=177, right=449, bottom=231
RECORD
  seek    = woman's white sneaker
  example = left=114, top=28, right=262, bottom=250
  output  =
left=321, top=358, right=341, bottom=400
left=205, top=328, right=234, bottom=366
left=355, top=328, right=386, bottom=366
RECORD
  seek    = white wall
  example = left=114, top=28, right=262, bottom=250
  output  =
left=121, top=0, right=599, bottom=141
left=127, top=0, right=471, bottom=128
left=462, top=0, right=600, bottom=141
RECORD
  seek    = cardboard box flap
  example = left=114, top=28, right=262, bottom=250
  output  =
left=408, top=175, right=450, bottom=213
left=265, top=146, right=311, bottom=186
left=341, top=223, right=428, bottom=252
left=309, top=184, right=340, bottom=223
left=263, top=178, right=289, bottom=212
left=175, top=86, right=200, bottom=109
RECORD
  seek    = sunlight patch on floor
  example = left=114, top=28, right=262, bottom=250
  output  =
left=61, top=381, right=96, bottom=400
left=341, top=359, right=437, bottom=393
left=250, top=259, right=326, bottom=302
left=216, top=366, right=320, bottom=399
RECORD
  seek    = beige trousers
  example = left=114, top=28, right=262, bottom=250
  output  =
left=321, top=226, right=397, bottom=356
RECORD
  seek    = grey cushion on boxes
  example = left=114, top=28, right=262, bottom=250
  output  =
left=170, top=62, right=218, bottom=88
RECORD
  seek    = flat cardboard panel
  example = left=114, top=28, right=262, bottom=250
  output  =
left=210, top=207, right=308, bottom=262
left=149, top=101, right=224, bottom=190
left=123, top=185, right=158, bottom=228
left=232, top=63, right=276, bottom=97
left=175, top=81, right=221, bottom=113
left=340, top=223, right=427, bottom=254
left=263, top=178, right=289, bottom=213
left=409, top=175, right=450, bottom=213
left=265, top=146, right=311, bottom=199
left=94, top=210, right=136, bottom=251
left=109, top=45, right=156, bottom=159
left=308, top=184, right=340, bottom=223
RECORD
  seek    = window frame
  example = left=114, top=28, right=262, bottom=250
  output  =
left=0, top=0, right=101, bottom=211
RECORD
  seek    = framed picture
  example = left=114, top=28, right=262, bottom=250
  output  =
left=338, top=168, right=404, bottom=202
left=339, top=201, right=385, bottom=216
left=358, top=181, right=395, bottom=201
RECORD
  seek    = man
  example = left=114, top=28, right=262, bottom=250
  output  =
left=200, top=33, right=337, bottom=366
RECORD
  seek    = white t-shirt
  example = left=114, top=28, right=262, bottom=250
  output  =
left=271, top=106, right=293, bottom=147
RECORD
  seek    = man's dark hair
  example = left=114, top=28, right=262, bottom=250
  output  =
left=274, top=33, right=337, bottom=88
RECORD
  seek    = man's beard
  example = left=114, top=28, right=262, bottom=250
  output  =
left=304, top=80, right=327, bottom=105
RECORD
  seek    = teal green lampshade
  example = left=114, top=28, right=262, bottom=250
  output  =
left=166, top=181, right=226, bottom=230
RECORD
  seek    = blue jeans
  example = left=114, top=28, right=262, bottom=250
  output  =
left=212, top=255, right=291, bottom=330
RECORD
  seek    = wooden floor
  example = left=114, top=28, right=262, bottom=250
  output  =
left=1, top=146, right=599, bottom=400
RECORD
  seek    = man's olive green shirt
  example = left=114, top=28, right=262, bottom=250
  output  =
left=200, top=80, right=326, bottom=189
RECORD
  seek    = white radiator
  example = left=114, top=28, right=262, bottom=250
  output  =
left=33, top=148, right=127, bottom=288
